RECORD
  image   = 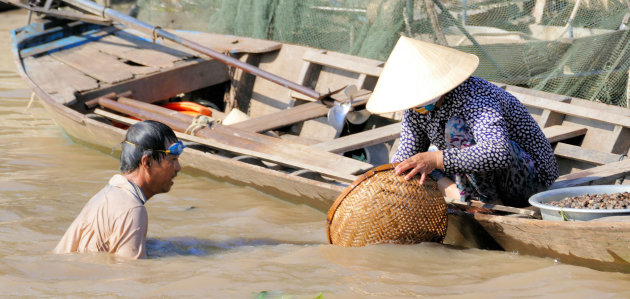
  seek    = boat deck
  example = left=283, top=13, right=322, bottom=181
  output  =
left=16, top=22, right=281, bottom=105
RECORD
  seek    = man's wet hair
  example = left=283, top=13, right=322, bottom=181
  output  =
left=120, top=120, right=178, bottom=173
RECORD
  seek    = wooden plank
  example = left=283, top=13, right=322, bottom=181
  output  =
left=474, top=212, right=630, bottom=270
left=247, top=44, right=308, bottom=118
left=539, top=97, right=571, bottom=127
left=303, top=50, right=383, bottom=77
left=231, top=101, right=328, bottom=132
left=312, top=123, right=401, bottom=154
left=227, top=54, right=259, bottom=113
left=80, top=59, right=229, bottom=103
left=554, top=143, right=623, bottom=165
left=82, top=43, right=160, bottom=76
left=19, top=27, right=114, bottom=58
left=509, top=89, right=630, bottom=128
left=95, top=34, right=186, bottom=68
left=52, top=45, right=134, bottom=83
left=542, top=124, right=587, bottom=143
left=112, top=29, right=195, bottom=59
left=230, top=93, right=370, bottom=133
left=610, top=125, right=630, bottom=155
left=499, top=82, right=573, bottom=102
left=550, top=158, right=630, bottom=189
left=296, top=59, right=321, bottom=90
left=172, top=30, right=283, bottom=54
left=23, top=55, right=99, bottom=104
left=209, top=125, right=372, bottom=181
left=94, top=109, right=372, bottom=182
left=445, top=197, right=538, bottom=217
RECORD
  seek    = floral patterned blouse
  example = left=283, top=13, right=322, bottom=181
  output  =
left=391, top=76, right=559, bottom=187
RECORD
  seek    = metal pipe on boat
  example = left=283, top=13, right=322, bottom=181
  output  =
left=63, top=0, right=323, bottom=100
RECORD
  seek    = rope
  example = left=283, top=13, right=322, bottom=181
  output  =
left=185, top=115, right=213, bottom=135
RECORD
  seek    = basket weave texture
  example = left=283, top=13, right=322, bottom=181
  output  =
left=327, top=163, right=448, bottom=247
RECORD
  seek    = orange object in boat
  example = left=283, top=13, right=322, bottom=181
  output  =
left=162, top=101, right=212, bottom=117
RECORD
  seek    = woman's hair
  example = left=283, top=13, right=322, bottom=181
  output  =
left=120, top=120, right=178, bottom=173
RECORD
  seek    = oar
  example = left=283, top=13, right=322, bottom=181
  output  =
left=57, top=0, right=335, bottom=102
left=444, top=197, right=540, bottom=218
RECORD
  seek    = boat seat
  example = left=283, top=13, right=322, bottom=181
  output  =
left=311, top=122, right=401, bottom=154
left=550, top=158, right=630, bottom=189
left=553, top=143, right=623, bottom=165
left=229, top=90, right=370, bottom=133
left=542, top=124, right=587, bottom=143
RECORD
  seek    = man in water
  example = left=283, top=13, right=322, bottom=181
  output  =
left=54, top=120, right=184, bottom=259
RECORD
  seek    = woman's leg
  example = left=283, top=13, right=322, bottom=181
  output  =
left=440, top=116, right=489, bottom=202
left=494, top=141, right=540, bottom=207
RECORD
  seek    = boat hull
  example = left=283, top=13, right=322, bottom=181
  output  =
left=476, top=213, right=630, bottom=272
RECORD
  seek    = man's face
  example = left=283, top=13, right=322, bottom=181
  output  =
left=148, top=142, right=182, bottom=195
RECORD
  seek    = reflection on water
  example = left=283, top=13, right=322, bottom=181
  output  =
left=2, top=8, right=630, bottom=299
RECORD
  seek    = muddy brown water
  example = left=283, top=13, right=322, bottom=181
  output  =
left=2, top=9, right=630, bottom=298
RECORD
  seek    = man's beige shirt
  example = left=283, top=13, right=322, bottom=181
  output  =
left=54, top=174, right=148, bottom=259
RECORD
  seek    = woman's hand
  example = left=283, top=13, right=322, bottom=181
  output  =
left=395, top=151, right=444, bottom=184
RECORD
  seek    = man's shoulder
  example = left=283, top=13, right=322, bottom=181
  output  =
left=103, top=186, right=145, bottom=209
left=100, top=174, right=146, bottom=209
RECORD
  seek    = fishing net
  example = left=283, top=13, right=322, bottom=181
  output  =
left=112, top=0, right=630, bottom=107
left=326, top=163, right=448, bottom=247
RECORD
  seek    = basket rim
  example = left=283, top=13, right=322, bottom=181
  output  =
left=326, top=162, right=400, bottom=244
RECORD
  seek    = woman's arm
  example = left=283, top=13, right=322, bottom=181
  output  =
left=391, top=109, right=430, bottom=163
left=442, top=97, right=512, bottom=173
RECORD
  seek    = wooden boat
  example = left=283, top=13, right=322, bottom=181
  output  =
left=7, top=0, right=630, bottom=273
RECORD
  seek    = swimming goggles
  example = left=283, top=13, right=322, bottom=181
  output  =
left=124, top=140, right=186, bottom=156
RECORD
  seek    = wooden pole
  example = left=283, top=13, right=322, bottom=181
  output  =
left=422, top=0, right=448, bottom=46
left=117, top=97, right=193, bottom=124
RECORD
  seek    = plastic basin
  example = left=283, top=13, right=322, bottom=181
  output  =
left=528, top=185, right=630, bottom=221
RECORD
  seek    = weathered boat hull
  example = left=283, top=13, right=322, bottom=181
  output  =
left=475, top=213, right=630, bottom=272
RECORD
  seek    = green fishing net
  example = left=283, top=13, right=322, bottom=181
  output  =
left=112, top=0, right=630, bottom=107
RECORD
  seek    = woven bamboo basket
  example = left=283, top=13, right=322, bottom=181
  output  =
left=327, top=163, right=448, bottom=247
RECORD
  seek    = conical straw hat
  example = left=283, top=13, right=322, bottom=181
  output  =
left=366, top=36, right=479, bottom=114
